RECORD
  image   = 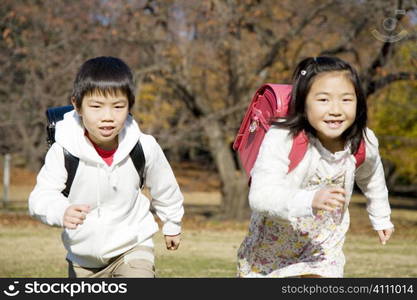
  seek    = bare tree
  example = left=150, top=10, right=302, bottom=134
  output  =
left=0, top=0, right=164, bottom=169
left=1, top=0, right=416, bottom=217
left=133, top=0, right=416, bottom=219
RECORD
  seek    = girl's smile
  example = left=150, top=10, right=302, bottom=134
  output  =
left=324, top=120, right=345, bottom=129
left=305, top=71, right=357, bottom=153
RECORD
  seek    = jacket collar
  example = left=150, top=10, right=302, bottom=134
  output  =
left=55, top=110, right=141, bottom=167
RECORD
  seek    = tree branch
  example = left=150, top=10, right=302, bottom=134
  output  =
left=362, top=0, right=413, bottom=94
left=319, top=16, right=368, bottom=61
left=366, top=72, right=417, bottom=96
left=255, top=0, right=337, bottom=74
left=165, top=78, right=204, bottom=117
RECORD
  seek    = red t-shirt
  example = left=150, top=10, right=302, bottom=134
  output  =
left=93, top=143, right=117, bottom=166
left=85, top=132, right=117, bottom=166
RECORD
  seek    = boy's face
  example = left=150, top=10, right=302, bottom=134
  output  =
left=73, top=90, right=129, bottom=150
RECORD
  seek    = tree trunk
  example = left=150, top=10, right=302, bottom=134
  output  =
left=202, top=119, right=249, bottom=220
left=220, top=174, right=250, bottom=220
left=382, top=158, right=398, bottom=191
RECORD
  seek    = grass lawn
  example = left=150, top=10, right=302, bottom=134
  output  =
left=1, top=193, right=417, bottom=278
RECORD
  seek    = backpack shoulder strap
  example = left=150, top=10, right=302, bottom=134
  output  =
left=354, top=138, right=366, bottom=168
left=130, top=140, right=146, bottom=189
left=60, top=140, right=146, bottom=197
left=62, top=148, right=80, bottom=197
left=287, top=131, right=309, bottom=173
left=287, top=133, right=367, bottom=173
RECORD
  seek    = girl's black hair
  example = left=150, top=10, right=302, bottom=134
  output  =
left=71, top=56, right=135, bottom=110
left=273, top=56, right=367, bottom=154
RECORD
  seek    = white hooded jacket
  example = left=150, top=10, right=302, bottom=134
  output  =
left=29, top=111, right=184, bottom=268
left=248, top=126, right=393, bottom=230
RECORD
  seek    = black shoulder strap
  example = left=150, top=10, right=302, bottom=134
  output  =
left=49, top=107, right=145, bottom=194
left=130, top=140, right=146, bottom=189
left=62, top=148, right=80, bottom=197
left=60, top=140, right=145, bottom=197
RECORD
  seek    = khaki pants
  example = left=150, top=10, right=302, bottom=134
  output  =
left=68, top=245, right=155, bottom=278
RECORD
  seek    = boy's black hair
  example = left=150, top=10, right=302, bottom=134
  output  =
left=71, top=56, right=135, bottom=110
left=273, top=56, right=367, bottom=154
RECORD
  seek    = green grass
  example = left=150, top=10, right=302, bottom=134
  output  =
left=1, top=194, right=416, bottom=278
left=1, top=219, right=416, bottom=278
left=156, top=256, right=236, bottom=277
left=344, top=235, right=417, bottom=277
left=0, top=224, right=244, bottom=278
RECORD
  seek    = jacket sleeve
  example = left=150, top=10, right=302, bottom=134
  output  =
left=249, top=128, right=315, bottom=221
left=144, top=136, right=184, bottom=236
left=28, top=143, right=71, bottom=227
left=355, top=128, right=394, bottom=231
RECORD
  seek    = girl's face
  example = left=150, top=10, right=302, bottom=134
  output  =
left=305, top=71, right=357, bottom=152
left=73, top=90, right=129, bottom=150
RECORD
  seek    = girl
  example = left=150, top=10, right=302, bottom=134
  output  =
left=237, top=56, right=394, bottom=278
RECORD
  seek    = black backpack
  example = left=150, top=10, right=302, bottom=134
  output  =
left=46, top=106, right=146, bottom=197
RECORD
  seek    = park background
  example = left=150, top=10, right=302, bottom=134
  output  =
left=1, top=0, right=416, bottom=277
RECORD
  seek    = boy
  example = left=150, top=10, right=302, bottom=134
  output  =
left=29, top=56, right=184, bottom=278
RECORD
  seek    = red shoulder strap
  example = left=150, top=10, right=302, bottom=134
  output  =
left=288, top=131, right=309, bottom=173
left=354, top=138, right=366, bottom=168
left=288, top=133, right=366, bottom=173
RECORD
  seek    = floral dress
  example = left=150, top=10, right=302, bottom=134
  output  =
left=237, top=139, right=355, bottom=277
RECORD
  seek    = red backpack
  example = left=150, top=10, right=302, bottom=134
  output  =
left=233, top=84, right=366, bottom=179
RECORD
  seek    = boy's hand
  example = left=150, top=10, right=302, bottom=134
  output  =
left=63, top=204, right=90, bottom=229
left=165, top=234, right=181, bottom=250
left=377, top=228, right=394, bottom=245
left=312, top=187, right=346, bottom=212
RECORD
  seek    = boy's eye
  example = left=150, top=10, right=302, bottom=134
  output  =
left=90, top=105, right=100, bottom=108
left=115, top=105, right=126, bottom=109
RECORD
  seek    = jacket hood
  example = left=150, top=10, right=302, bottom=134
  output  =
left=55, top=110, right=141, bottom=166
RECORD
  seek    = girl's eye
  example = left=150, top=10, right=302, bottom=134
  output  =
left=317, top=98, right=328, bottom=102
left=342, top=98, right=353, bottom=102
left=115, top=106, right=125, bottom=109
left=90, top=105, right=100, bottom=108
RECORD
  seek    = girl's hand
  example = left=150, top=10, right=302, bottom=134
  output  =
left=312, top=187, right=346, bottom=212
left=377, top=228, right=394, bottom=245
left=165, top=234, right=181, bottom=250
left=63, top=204, right=90, bottom=229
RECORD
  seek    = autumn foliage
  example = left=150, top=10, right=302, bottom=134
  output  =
left=1, top=0, right=416, bottom=218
